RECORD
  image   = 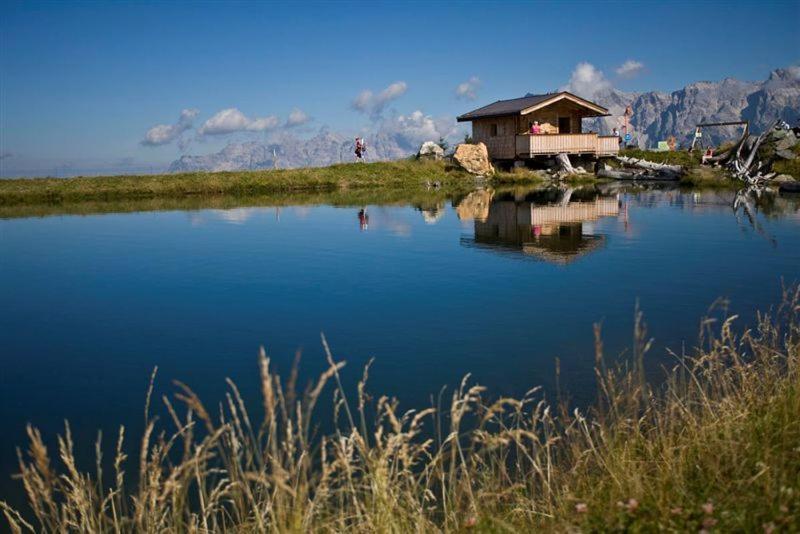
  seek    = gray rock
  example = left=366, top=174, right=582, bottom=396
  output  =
left=776, top=149, right=797, bottom=160
left=771, top=129, right=790, bottom=140
left=775, top=131, right=798, bottom=151
left=773, top=174, right=797, bottom=183
left=417, top=141, right=445, bottom=160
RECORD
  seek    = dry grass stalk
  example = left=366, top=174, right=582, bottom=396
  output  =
left=2, top=287, right=799, bottom=532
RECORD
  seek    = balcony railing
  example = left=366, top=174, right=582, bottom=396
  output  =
left=516, top=133, right=620, bottom=157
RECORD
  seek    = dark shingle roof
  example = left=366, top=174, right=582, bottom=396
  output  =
left=457, top=94, right=554, bottom=121
left=456, top=92, right=608, bottom=122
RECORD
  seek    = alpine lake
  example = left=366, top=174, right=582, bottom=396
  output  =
left=1, top=182, right=799, bottom=505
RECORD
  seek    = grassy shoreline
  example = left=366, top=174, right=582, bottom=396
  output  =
left=0, top=153, right=779, bottom=218
left=0, top=160, right=539, bottom=207
left=3, top=288, right=799, bottom=532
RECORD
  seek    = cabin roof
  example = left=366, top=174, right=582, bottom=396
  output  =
left=456, top=91, right=609, bottom=122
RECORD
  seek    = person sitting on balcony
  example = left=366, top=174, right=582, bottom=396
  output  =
left=529, top=121, right=542, bottom=135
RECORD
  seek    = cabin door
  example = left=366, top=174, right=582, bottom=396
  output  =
left=558, top=117, right=571, bottom=134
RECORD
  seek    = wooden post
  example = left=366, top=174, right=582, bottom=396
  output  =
left=690, top=127, right=701, bottom=151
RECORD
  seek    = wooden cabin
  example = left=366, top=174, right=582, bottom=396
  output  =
left=457, top=92, right=619, bottom=161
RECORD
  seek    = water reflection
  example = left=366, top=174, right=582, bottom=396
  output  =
left=452, top=184, right=800, bottom=264
left=460, top=187, right=622, bottom=264
left=419, top=202, right=446, bottom=224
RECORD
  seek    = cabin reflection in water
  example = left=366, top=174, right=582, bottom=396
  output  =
left=463, top=189, right=620, bottom=264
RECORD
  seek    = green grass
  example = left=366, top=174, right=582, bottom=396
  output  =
left=773, top=144, right=800, bottom=179
left=3, top=287, right=799, bottom=532
left=620, top=147, right=704, bottom=167
left=679, top=166, right=738, bottom=188
left=0, top=160, right=483, bottom=206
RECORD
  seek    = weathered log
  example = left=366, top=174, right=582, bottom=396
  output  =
left=739, top=123, right=775, bottom=177
left=559, top=187, right=575, bottom=206
left=596, top=167, right=678, bottom=181
left=615, top=156, right=683, bottom=174
left=555, top=152, right=576, bottom=174
left=717, top=120, right=781, bottom=185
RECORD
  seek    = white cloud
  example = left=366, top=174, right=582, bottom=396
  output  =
left=285, top=108, right=311, bottom=128
left=560, top=62, right=612, bottom=100
left=615, top=59, right=645, bottom=78
left=142, top=108, right=198, bottom=146
left=378, top=110, right=461, bottom=148
left=198, top=108, right=280, bottom=136
left=455, top=76, right=481, bottom=100
left=352, top=81, right=408, bottom=117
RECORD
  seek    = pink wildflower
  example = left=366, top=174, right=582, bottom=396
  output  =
left=626, top=498, right=639, bottom=513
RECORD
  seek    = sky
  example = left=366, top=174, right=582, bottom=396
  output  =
left=1, top=0, right=798, bottom=176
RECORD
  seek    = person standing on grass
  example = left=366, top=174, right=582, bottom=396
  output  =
left=354, top=137, right=363, bottom=161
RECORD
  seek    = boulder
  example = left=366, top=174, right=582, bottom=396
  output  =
left=773, top=174, right=797, bottom=184
left=453, top=143, right=495, bottom=176
left=771, top=129, right=790, bottom=141
left=775, top=131, right=798, bottom=151
left=776, top=149, right=797, bottom=160
left=418, top=141, right=445, bottom=160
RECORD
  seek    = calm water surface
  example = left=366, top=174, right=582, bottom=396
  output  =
left=1, top=185, right=799, bottom=502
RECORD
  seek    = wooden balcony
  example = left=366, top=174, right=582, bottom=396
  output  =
left=515, top=133, right=619, bottom=157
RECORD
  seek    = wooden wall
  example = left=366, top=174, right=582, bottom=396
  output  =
left=472, top=116, right=517, bottom=159
left=519, top=101, right=586, bottom=135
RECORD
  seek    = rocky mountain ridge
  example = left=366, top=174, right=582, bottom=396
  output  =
left=586, top=67, right=799, bottom=148
left=170, top=68, right=800, bottom=172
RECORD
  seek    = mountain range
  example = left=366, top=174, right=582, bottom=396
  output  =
left=170, top=67, right=800, bottom=172
left=583, top=67, right=800, bottom=148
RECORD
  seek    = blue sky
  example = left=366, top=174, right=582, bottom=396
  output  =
left=1, top=0, right=798, bottom=175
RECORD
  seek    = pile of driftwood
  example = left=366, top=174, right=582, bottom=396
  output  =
left=553, top=153, right=683, bottom=181
left=596, top=156, right=684, bottom=181
left=704, top=120, right=779, bottom=185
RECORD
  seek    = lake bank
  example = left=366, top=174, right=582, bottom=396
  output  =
left=0, top=152, right=758, bottom=210
left=0, top=159, right=550, bottom=207
left=4, top=288, right=798, bottom=532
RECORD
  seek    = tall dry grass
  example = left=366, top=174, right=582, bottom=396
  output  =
left=3, top=287, right=799, bottom=532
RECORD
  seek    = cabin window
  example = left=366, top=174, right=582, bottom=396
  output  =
left=490, top=123, right=498, bottom=137
left=558, top=117, right=572, bottom=134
